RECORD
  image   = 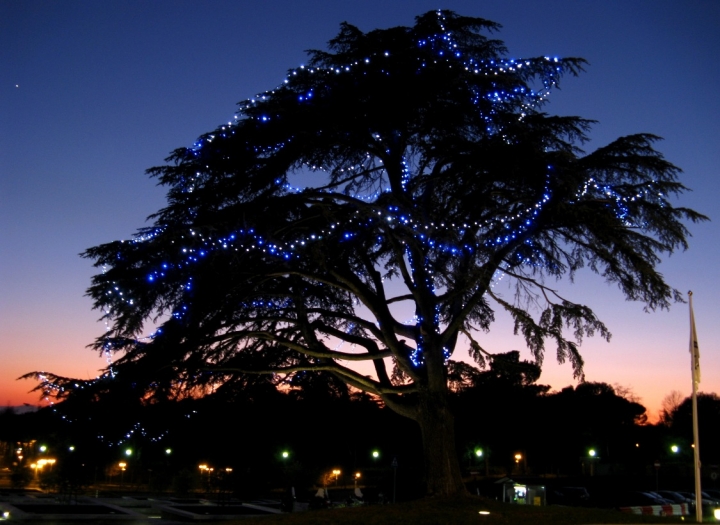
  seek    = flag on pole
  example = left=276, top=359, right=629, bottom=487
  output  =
left=688, top=291, right=703, bottom=523
left=689, top=291, right=700, bottom=384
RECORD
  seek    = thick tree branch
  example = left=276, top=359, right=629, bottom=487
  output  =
left=204, top=363, right=417, bottom=396
left=204, top=330, right=391, bottom=361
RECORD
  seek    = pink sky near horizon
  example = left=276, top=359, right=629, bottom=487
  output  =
left=2, top=1, right=719, bottom=423
left=3, top=262, right=714, bottom=423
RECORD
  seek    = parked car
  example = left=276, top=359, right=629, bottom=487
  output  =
left=678, top=491, right=719, bottom=505
left=645, top=491, right=674, bottom=504
left=614, top=491, right=669, bottom=508
left=676, top=491, right=718, bottom=515
left=702, top=489, right=720, bottom=502
left=656, top=490, right=693, bottom=506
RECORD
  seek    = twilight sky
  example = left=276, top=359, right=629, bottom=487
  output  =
left=1, top=0, right=719, bottom=421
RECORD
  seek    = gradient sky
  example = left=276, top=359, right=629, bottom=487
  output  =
left=2, top=0, right=719, bottom=421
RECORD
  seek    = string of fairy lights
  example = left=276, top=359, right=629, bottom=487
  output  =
left=36, top=11, right=669, bottom=442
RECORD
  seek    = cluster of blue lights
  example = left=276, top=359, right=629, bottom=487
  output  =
left=122, top=170, right=559, bottom=306
left=34, top=370, right=191, bottom=446
left=577, top=177, right=666, bottom=226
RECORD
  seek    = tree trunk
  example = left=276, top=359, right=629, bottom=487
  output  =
left=416, top=389, right=467, bottom=497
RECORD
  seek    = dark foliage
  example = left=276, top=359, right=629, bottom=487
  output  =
left=451, top=354, right=647, bottom=476
left=666, top=392, right=720, bottom=465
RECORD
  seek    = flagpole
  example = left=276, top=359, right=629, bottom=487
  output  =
left=689, top=291, right=702, bottom=523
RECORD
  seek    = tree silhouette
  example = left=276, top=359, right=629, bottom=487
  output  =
left=667, top=392, right=720, bottom=465
left=27, top=10, right=704, bottom=495
left=660, top=389, right=684, bottom=426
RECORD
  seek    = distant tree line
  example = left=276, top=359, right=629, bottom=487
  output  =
left=2, top=361, right=719, bottom=497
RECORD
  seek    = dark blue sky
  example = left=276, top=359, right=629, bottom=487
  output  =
left=2, top=0, right=719, bottom=417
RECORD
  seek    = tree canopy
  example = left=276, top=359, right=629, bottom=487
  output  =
left=28, top=10, right=704, bottom=495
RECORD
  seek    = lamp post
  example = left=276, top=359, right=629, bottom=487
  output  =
left=34, top=457, right=57, bottom=486
left=588, top=449, right=597, bottom=477
left=472, top=446, right=490, bottom=476
left=332, top=469, right=341, bottom=486
left=473, top=448, right=485, bottom=476
left=119, top=461, right=127, bottom=488
left=198, top=464, right=214, bottom=492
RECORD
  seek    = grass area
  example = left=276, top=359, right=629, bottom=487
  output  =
left=225, top=496, right=692, bottom=525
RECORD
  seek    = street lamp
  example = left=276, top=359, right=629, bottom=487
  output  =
left=124, top=448, right=132, bottom=457
left=372, top=450, right=380, bottom=459
left=119, top=461, right=127, bottom=488
left=34, top=458, right=57, bottom=480
left=354, top=472, right=361, bottom=489
left=281, top=450, right=290, bottom=459
left=475, top=447, right=489, bottom=476
left=198, top=464, right=213, bottom=491
left=165, top=448, right=172, bottom=455
left=670, top=444, right=680, bottom=454
left=588, top=449, right=599, bottom=476
left=332, top=469, right=341, bottom=486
